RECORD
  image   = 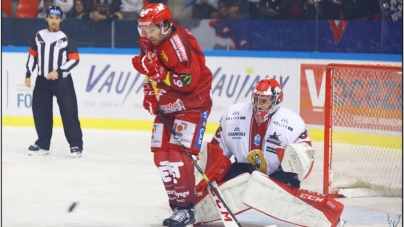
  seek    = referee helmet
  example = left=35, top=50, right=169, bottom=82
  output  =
left=46, top=6, right=63, bottom=18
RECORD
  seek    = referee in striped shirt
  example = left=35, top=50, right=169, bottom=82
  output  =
left=24, top=6, right=83, bottom=158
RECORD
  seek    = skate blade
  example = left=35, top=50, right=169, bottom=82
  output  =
left=72, top=153, right=82, bottom=158
left=28, top=151, right=50, bottom=156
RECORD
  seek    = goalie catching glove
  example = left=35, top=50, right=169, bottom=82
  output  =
left=132, top=51, right=169, bottom=82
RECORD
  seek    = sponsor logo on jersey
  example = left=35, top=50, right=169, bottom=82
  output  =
left=215, top=126, right=223, bottom=139
left=265, top=146, right=276, bottom=154
left=247, top=149, right=267, bottom=173
left=160, top=98, right=186, bottom=113
left=228, top=127, right=246, bottom=139
left=161, top=50, right=168, bottom=62
left=170, top=34, right=188, bottom=62
left=180, top=74, right=191, bottom=86
left=158, top=160, right=184, bottom=184
left=273, top=120, right=293, bottom=131
left=225, top=110, right=246, bottom=120
left=225, top=115, right=246, bottom=120
left=176, top=191, right=190, bottom=198
left=253, top=134, right=261, bottom=146
left=151, top=123, right=163, bottom=147
left=299, top=129, right=308, bottom=139
left=266, top=132, right=282, bottom=146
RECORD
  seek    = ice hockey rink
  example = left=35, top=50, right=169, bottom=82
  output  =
left=2, top=126, right=402, bottom=227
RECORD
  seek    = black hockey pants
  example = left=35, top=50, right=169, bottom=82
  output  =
left=32, top=75, right=83, bottom=150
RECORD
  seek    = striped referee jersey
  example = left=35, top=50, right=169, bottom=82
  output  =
left=26, top=28, right=79, bottom=79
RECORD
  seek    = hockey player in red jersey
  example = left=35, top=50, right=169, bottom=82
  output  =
left=193, top=78, right=345, bottom=227
left=131, top=3, right=213, bottom=227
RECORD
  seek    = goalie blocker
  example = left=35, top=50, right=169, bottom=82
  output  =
left=194, top=142, right=344, bottom=227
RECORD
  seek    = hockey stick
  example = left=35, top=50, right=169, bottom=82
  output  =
left=157, top=108, right=242, bottom=227
left=207, top=180, right=241, bottom=227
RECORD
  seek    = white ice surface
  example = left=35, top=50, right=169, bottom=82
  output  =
left=2, top=127, right=402, bottom=227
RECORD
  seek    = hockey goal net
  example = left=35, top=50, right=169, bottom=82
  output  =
left=323, top=63, right=402, bottom=198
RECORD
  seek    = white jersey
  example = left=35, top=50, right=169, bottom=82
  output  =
left=212, top=102, right=312, bottom=176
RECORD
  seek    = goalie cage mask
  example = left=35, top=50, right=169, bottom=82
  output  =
left=251, top=78, right=283, bottom=125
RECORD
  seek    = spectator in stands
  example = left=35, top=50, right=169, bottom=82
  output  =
left=191, top=0, right=219, bottom=19
left=89, top=0, right=122, bottom=22
left=252, top=0, right=306, bottom=20
left=37, top=0, right=73, bottom=18
left=211, top=0, right=250, bottom=19
left=84, top=0, right=94, bottom=12
left=66, top=0, right=91, bottom=20
left=149, top=0, right=167, bottom=4
left=304, top=0, right=381, bottom=20
left=379, top=0, right=401, bottom=20
left=89, top=0, right=143, bottom=22
left=37, top=0, right=54, bottom=18
left=119, top=0, right=143, bottom=19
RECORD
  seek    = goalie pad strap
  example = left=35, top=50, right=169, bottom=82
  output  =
left=242, top=171, right=344, bottom=227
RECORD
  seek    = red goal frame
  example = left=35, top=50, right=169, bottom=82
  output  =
left=323, top=63, right=402, bottom=196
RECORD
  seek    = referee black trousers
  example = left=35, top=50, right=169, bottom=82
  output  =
left=32, top=75, right=83, bottom=150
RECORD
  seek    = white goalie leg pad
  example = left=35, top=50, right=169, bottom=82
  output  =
left=279, top=143, right=315, bottom=181
left=243, top=171, right=343, bottom=227
left=195, top=173, right=251, bottom=224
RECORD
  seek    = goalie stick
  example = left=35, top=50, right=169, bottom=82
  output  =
left=157, top=108, right=242, bottom=227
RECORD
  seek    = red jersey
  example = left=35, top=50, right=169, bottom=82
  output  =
left=139, top=21, right=213, bottom=114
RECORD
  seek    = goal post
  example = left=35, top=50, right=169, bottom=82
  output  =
left=323, top=63, right=402, bottom=198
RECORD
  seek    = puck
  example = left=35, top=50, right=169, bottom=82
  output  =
left=68, top=202, right=78, bottom=212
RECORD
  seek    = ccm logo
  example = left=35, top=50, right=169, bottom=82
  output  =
left=300, top=193, right=324, bottom=202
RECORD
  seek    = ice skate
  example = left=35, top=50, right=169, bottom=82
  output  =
left=28, top=144, right=49, bottom=156
left=163, top=208, right=178, bottom=226
left=70, top=147, right=82, bottom=158
left=168, top=208, right=195, bottom=227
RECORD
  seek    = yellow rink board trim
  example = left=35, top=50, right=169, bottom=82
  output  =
left=331, top=131, right=402, bottom=150
left=2, top=116, right=217, bottom=133
left=2, top=116, right=401, bottom=148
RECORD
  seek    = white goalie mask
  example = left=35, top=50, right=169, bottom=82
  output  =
left=251, top=78, right=283, bottom=125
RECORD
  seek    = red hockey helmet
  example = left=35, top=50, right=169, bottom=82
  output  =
left=251, top=78, right=283, bottom=124
left=137, top=3, right=172, bottom=37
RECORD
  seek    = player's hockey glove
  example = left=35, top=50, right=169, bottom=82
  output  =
left=132, top=54, right=150, bottom=76
left=143, top=83, right=158, bottom=115
left=132, top=51, right=169, bottom=83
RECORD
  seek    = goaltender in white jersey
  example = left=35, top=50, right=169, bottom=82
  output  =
left=193, top=78, right=345, bottom=227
